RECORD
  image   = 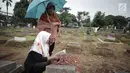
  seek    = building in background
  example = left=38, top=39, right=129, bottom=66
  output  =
left=0, top=11, right=13, bottom=27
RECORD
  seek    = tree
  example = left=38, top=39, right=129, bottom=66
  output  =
left=77, top=11, right=90, bottom=27
left=123, top=17, right=130, bottom=33
left=13, top=0, right=29, bottom=21
left=0, top=14, right=6, bottom=27
left=114, top=16, right=127, bottom=29
left=77, top=12, right=82, bottom=26
left=83, top=16, right=90, bottom=27
left=13, top=0, right=32, bottom=27
left=61, top=7, right=71, bottom=12
left=59, top=12, right=77, bottom=27
left=104, top=15, right=115, bottom=26
left=59, top=7, right=77, bottom=27
left=92, top=11, right=105, bottom=30
left=82, top=11, right=90, bottom=27
left=127, top=17, right=130, bottom=22
left=2, top=0, right=12, bottom=26
left=104, top=15, right=127, bottom=30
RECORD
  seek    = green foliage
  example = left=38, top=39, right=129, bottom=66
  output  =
left=104, top=15, right=115, bottom=26
left=13, top=0, right=34, bottom=25
left=114, top=16, right=127, bottom=29
left=59, top=7, right=77, bottom=27
left=104, top=15, right=127, bottom=29
left=82, top=16, right=90, bottom=27
left=92, top=11, right=105, bottom=27
left=13, top=0, right=37, bottom=27
left=77, top=12, right=82, bottom=22
left=59, top=12, right=77, bottom=27
left=0, top=14, right=6, bottom=20
left=77, top=11, right=90, bottom=27
left=92, top=11, right=128, bottom=30
left=59, top=11, right=90, bottom=27
left=127, top=17, right=130, bottom=21
left=61, top=7, right=71, bottom=12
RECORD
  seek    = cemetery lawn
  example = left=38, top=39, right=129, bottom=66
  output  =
left=0, top=27, right=130, bottom=73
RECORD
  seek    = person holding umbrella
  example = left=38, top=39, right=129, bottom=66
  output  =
left=23, top=0, right=66, bottom=73
left=24, top=0, right=66, bottom=73
left=25, top=0, right=66, bottom=56
left=37, top=2, right=61, bottom=56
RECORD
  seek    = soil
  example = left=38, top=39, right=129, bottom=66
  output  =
left=0, top=28, right=130, bottom=73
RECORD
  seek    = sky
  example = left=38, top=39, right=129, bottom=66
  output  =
left=0, top=0, right=130, bottom=19
left=0, top=0, right=19, bottom=14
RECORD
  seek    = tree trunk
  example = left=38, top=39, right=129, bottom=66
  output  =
left=7, top=7, right=8, bottom=18
left=5, top=5, right=8, bottom=27
left=64, top=23, right=69, bottom=27
left=97, top=26, right=101, bottom=31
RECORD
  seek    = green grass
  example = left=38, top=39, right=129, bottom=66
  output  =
left=0, top=36, right=12, bottom=40
left=128, top=43, right=130, bottom=46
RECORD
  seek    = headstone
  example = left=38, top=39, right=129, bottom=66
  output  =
left=9, top=65, right=23, bottom=73
left=0, top=61, right=16, bottom=73
left=109, top=43, right=123, bottom=48
left=97, top=43, right=110, bottom=48
left=7, top=24, right=11, bottom=27
left=114, top=26, right=117, bottom=30
left=67, top=42, right=81, bottom=48
left=33, top=26, right=36, bottom=29
left=65, top=42, right=82, bottom=54
left=55, top=50, right=66, bottom=56
left=14, top=37, right=26, bottom=42
left=46, top=65, right=76, bottom=73
left=27, top=24, right=31, bottom=28
left=97, top=38, right=104, bottom=43
left=107, top=35, right=116, bottom=41
left=93, top=27, right=99, bottom=33
left=107, top=26, right=108, bottom=29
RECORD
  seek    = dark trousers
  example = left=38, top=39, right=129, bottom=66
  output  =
left=23, top=62, right=50, bottom=73
left=31, top=62, right=50, bottom=73
left=49, top=42, right=55, bottom=56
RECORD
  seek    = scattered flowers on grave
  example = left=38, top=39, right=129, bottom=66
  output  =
left=52, top=55, right=81, bottom=73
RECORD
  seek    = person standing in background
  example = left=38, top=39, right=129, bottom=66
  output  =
left=37, top=2, right=61, bottom=56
